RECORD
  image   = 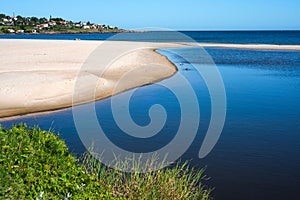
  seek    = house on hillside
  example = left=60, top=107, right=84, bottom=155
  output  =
left=60, top=21, right=67, bottom=25
left=7, top=29, right=15, bottom=33
left=10, top=16, right=18, bottom=21
left=91, top=24, right=98, bottom=29
left=35, top=23, right=49, bottom=30
left=49, top=21, right=57, bottom=26
left=16, top=29, right=25, bottom=34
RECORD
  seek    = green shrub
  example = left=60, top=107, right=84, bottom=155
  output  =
left=1, top=28, right=10, bottom=34
left=0, top=124, right=212, bottom=199
left=0, top=124, right=112, bottom=199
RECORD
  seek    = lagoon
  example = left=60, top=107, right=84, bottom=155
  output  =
left=1, top=32, right=300, bottom=199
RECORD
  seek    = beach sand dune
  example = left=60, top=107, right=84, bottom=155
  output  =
left=0, top=39, right=185, bottom=119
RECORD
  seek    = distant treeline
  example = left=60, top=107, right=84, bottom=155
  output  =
left=0, top=13, right=124, bottom=34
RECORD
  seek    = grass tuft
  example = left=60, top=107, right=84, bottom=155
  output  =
left=0, top=124, right=212, bottom=199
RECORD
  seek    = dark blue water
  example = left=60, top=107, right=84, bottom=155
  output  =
left=1, top=32, right=300, bottom=199
left=1, top=31, right=300, bottom=44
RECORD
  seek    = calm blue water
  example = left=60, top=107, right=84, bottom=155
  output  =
left=1, top=31, right=300, bottom=44
left=1, top=32, right=300, bottom=199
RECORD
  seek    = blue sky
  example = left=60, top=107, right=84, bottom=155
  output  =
left=0, top=0, right=299, bottom=30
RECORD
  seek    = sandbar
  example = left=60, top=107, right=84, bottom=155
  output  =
left=0, top=39, right=186, bottom=119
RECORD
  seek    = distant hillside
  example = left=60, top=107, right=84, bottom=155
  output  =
left=0, top=13, right=126, bottom=34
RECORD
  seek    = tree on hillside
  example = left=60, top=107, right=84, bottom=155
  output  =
left=51, top=17, right=63, bottom=22
left=15, top=15, right=25, bottom=26
left=0, top=14, right=6, bottom=19
left=30, top=17, right=39, bottom=25
left=39, top=17, right=48, bottom=24
left=24, top=17, right=30, bottom=25
left=16, top=15, right=23, bottom=20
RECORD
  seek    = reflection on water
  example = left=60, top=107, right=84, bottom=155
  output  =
left=1, top=47, right=300, bottom=200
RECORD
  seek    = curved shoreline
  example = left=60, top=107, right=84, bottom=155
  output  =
left=0, top=39, right=184, bottom=120
left=1, top=39, right=300, bottom=121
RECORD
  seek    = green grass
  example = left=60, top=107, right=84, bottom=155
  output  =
left=0, top=124, right=212, bottom=199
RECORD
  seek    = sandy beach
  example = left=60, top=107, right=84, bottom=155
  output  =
left=1, top=39, right=300, bottom=120
left=0, top=39, right=188, bottom=119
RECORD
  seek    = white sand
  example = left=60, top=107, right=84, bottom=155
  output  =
left=0, top=39, right=186, bottom=119
left=1, top=39, right=299, bottom=120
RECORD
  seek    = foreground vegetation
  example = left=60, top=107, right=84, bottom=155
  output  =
left=0, top=124, right=212, bottom=199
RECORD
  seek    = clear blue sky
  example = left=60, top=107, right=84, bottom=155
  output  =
left=0, top=0, right=299, bottom=30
